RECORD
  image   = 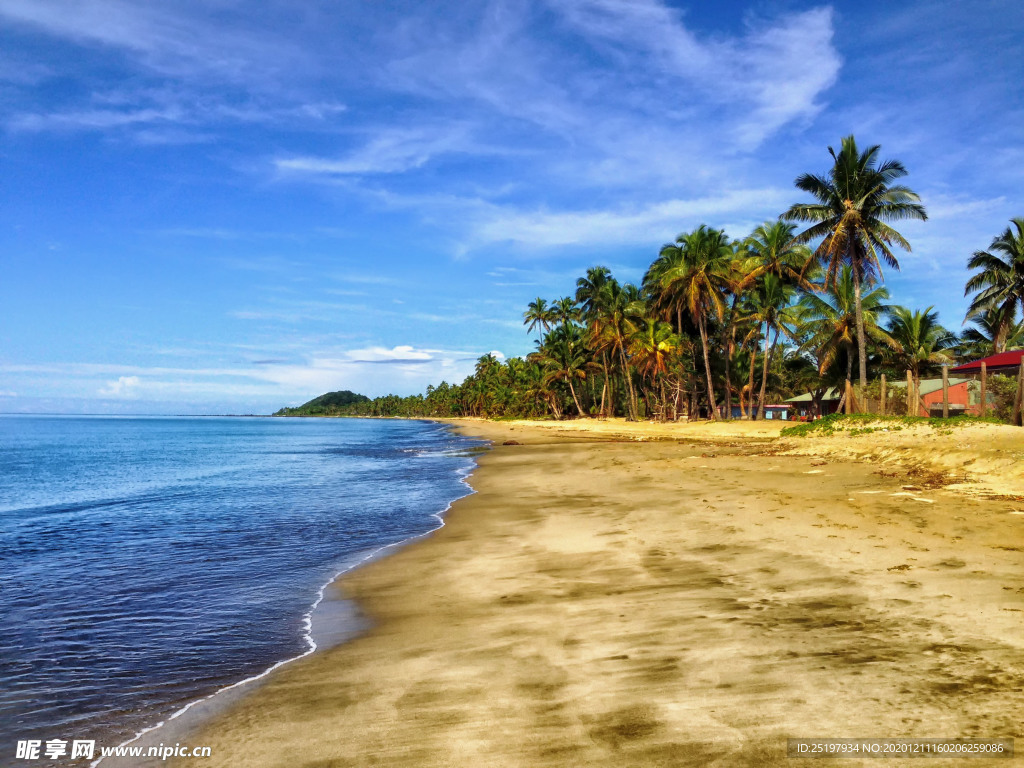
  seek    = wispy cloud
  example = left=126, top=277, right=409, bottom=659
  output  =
left=275, top=124, right=499, bottom=177
left=464, top=188, right=790, bottom=248
left=0, top=0, right=305, bottom=83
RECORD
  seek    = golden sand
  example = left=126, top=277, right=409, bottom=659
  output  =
left=169, top=419, right=1024, bottom=767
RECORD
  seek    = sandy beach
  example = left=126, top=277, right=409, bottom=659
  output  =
left=171, top=418, right=1024, bottom=767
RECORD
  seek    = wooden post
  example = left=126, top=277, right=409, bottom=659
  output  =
left=980, top=361, right=987, bottom=418
left=845, top=379, right=853, bottom=415
left=1014, top=364, right=1024, bottom=427
left=879, top=374, right=886, bottom=416
left=941, top=365, right=949, bottom=419
left=906, top=370, right=914, bottom=416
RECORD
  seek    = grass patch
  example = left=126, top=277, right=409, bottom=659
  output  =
left=780, top=413, right=1005, bottom=438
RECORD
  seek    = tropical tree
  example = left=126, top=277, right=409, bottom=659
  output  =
left=551, top=296, right=581, bottom=329
left=964, top=217, right=1024, bottom=352
left=745, top=274, right=799, bottom=419
left=960, top=306, right=1024, bottom=357
left=589, top=280, right=645, bottom=420
left=523, top=297, right=554, bottom=341
left=533, top=324, right=591, bottom=417
left=784, top=135, right=927, bottom=388
left=797, top=265, right=895, bottom=386
left=884, top=306, right=956, bottom=392
left=576, top=267, right=615, bottom=416
left=744, top=220, right=814, bottom=288
left=628, top=318, right=678, bottom=419
left=651, top=225, right=734, bottom=420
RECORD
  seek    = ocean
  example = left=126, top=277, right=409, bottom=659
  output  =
left=0, top=416, right=482, bottom=762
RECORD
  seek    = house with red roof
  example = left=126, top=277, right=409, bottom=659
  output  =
left=951, top=350, right=1024, bottom=377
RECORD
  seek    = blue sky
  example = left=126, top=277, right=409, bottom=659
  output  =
left=0, top=0, right=1020, bottom=414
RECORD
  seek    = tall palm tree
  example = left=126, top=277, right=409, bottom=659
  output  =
left=965, top=217, right=1024, bottom=352
left=523, top=298, right=554, bottom=342
left=784, top=135, right=927, bottom=388
left=884, top=306, right=956, bottom=393
left=652, top=225, right=734, bottom=420
left=744, top=274, right=799, bottom=419
left=591, top=281, right=644, bottom=420
left=577, top=267, right=615, bottom=416
left=718, top=240, right=761, bottom=419
left=643, top=246, right=687, bottom=336
left=575, top=267, right=613, bottom=319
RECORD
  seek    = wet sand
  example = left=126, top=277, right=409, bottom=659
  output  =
left=173, top=419, right=1024, bottom=767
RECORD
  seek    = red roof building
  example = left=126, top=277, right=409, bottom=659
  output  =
left=951, top=350, right=1024, bottom=376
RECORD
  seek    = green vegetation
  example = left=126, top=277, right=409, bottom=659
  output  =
left=273, top=136, right=1024, bottom=425
left=780, top=413, right=1005, bottom=438
left=274, top=390, right=370, bottom=416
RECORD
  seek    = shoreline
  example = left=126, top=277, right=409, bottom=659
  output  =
left=95, top=421, right=484, bottom=768
left=167, top=418, right=1023, bottom=766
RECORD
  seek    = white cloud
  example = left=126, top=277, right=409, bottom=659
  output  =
left=9, top=107, right=183, bottom=131
left=98, top=375, right=141, bottom=398
left=0, top=0, right=303, bottom=83
left=344, top=345, right=434, bottom=363
left=552, top=2, right=840, bottom=147
left=275, top=125, right=493, bottom=176
left=466, top=188, right=790, bottom=248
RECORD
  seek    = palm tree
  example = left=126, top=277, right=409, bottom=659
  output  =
left=523, top=297, right=554, bottom=342
left=784, top=135, right=927, bottom=388
left=577, top=267, right=615, bottom=416
left=628, top=318, right=678, bottom=419
left=744, top=274, right=802, bottom=419
left=744, top=220, right=814, bottom=288
left=885, top=306, right=956, bottom=394
left=797, top=266, right=895, bottom=386
left=551, top=296, right=581, bottom=329
left=960, top=306, right=1024, bottom=357
left=719, top=240, right=761, bottom=419
left=533, top=324, right=590, bottom=417
left=651, top=225, right=734, bottom=420
left=575, top=267, right=613, bottom=319
left=965, top=217, right=1024, bottom=352
left=591, top=281, right=644, bottom=420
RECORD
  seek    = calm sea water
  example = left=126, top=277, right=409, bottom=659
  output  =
left=0, top=416, right=481, bottom=758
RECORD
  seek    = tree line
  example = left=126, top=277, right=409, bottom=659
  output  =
left=301, top=136, right=1024, bottom=422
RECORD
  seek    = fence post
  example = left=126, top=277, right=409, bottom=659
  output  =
left=980, top=361, right=987, bottom=418
left=941, top=365, right=949, bottom=419
left=879, top=374, right=886, bottom=416
left=906, top=370, right=914, bottom=416
left=1015, top=364, right=1024, bottom=427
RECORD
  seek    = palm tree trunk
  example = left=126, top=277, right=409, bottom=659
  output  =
left=599, top=352, right=609, bottom=417
left=618, top=346, right=638, bottom=421
left=852, top=263, right=868, bottom=389
left=757, top=322, right=771, bottom=420
left=722, top=297, right=739, bottom=421
left=747, top=345, right=756, bottom=420
left=698, top=315, right=718, bottom=421
left=568, top=380, right=585, bottom=417
left=723, top=331, right=733, bottom=421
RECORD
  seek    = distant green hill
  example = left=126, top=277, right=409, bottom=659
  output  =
left=273, top=390, right=371, bottom=416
